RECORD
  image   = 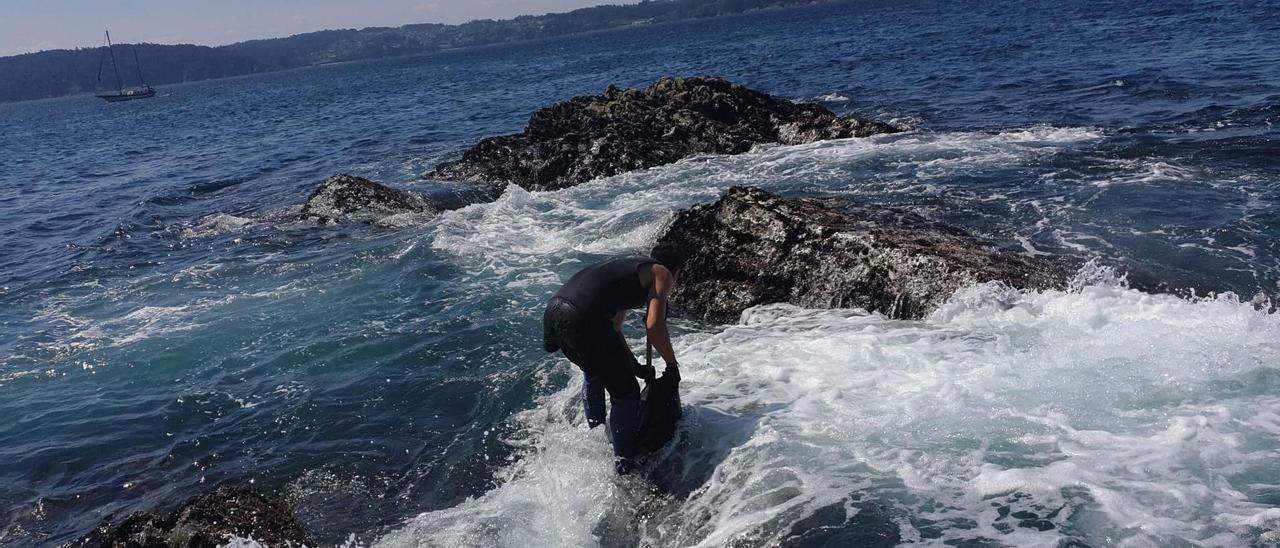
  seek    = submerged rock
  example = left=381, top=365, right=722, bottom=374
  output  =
left=656, top=187, right=1069, bottom=322
left=432, top=76, right=901, bottom=191
left=300, top=174, right=433, bottom=224
left=299, top=173, right=497, bottom=225
left=72, top=485, right=312, bottom=547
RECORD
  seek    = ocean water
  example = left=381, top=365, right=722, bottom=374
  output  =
left=2, top=0, right=1279, bottom=546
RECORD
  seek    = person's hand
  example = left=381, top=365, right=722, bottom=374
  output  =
left=634, top=361, right=656, bottom=381
left=662, top=363, right=680, bottom=383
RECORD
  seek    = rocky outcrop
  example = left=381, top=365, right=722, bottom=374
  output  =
left=656, top=187, right=1069, bottom=322
left=302, top=78, right=898, bottom=224
left=432, top=77, right=901, bottom=191
left=299, top=174, right=496, bottom=224
left=300, top=174, right=433, bottom=224
left=72, top=485, right=312, bottom=548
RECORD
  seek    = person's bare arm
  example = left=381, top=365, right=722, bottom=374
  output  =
left=645, top=264, right=678, bottom=367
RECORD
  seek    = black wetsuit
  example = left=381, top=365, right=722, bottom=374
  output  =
left=543, top=256, right=657, bottom=471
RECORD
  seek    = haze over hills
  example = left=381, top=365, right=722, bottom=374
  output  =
left=0, top=0, right=831, bottom=104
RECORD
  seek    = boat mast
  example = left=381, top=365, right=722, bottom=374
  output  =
left=96, top=44, right=107, bottom=87
left=105, top=31, right=123, bottom=93
left=133, top=47, right=147, bottom=87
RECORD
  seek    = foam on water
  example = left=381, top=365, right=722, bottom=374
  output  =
left=5, top=2, right=1280, bottom=543
left=429, top=125, right=1108, bottom=265
left=181, top=213, right=257, bottom=239
left=375, top=273, right=1280, bottom=547
left=373, top=372, right=631, bottom=547
left=219, top=536, right=267, bottom=548
left=1089, top=159, right=1199, bottom=188
left=178, top=206, right=305, bottom=239
left=5, top=125, right=1272, bottom=545
left=379, top=132, right=1280, bottom=547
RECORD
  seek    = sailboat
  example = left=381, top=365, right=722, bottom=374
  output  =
left=95, top=31, right=155, bottom=102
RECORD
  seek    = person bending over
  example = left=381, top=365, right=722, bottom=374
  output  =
left=542, top=243, right=686, bottom=474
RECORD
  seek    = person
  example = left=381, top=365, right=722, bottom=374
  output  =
left=542, top=242, right=687, bottom=474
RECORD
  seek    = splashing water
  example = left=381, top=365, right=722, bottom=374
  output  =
left=376, top=275, right=1280, bottom=547
left=368, top=138, right=1280, bottom=546
left=3, top=0, right=1279, bottom=545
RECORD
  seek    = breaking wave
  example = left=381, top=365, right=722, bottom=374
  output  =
left=375, top=268, right=1280, bottom=547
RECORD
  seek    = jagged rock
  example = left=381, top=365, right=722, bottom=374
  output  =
left=432, top=77, right=901, bottom=191
left=299, top=174, right=498, bottom=225
left=300, top=174, right=433, bottom=224
left=71, top=485, right=312, bottom=548
left=656, top=187, right=1070, bottom=322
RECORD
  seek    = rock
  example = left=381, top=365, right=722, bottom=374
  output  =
left=432, top=77, right=901, bottom=191
left=300, top=174, right=433, bottom=224
left=299, top=174, right=497, bottom=225
left=71, top=485, right=313, bottom=548
left=655, top=187, right=1070, bottom=322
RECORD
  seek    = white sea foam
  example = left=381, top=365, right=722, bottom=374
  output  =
left=387, top=127, right=1278, bottom=546
left=375, top=273, right=1279, bottom=547
left=179, top=205, right=309, bottom=239
left=34, top=124, right=1271, bottom=545
left=31, top=278, right=314, bottom=360
left=34, top=299, right=219, bottom=354
left=0, top=368, right=48, bottom=386
left=1091, top=160, right=1198, bottom=187
left=181, top=212, right=256, bottom=239
left=374, top=378, right=635, bottom=547
left=218, top=536, right=267, bottom=548
left=429, top=125, right=1107, bottom=272
left=426, top=124, right=1119, bottom=328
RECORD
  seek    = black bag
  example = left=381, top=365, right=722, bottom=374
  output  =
left=636, top=322, right=682, bottom=455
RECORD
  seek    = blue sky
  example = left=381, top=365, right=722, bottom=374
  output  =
left=0, top=0, right=633, bottom=55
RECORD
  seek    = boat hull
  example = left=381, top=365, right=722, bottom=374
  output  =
left=97, top=89, right=156, bottom=102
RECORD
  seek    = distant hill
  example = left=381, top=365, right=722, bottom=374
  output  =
left=0, top=0, right=831, bottom=104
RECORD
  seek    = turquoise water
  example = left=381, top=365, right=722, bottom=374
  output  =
left=2, top=1, right=1279, bottom=545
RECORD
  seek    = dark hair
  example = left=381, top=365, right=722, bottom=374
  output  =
left=650, top=241, right=690, bottom=273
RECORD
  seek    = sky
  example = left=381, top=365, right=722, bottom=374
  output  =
left=0, top=0, right=635, bottom=56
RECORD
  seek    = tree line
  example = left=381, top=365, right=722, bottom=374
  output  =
left=0, top=0, right=830, bottom=103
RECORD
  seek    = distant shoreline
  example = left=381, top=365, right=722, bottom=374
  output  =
left=0, top=0, right=836, bottom=105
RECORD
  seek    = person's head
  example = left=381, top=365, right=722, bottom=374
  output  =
left=650, top=241, right=689, bottom=275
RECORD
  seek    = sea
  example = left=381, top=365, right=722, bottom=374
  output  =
left=2, top=0, right=1279, bottom=546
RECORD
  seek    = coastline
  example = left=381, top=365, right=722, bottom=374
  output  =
left=0, top=0, right=841, bottom=105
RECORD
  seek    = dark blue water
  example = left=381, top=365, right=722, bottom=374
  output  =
left=2, top=1, right=1279, bottom=546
